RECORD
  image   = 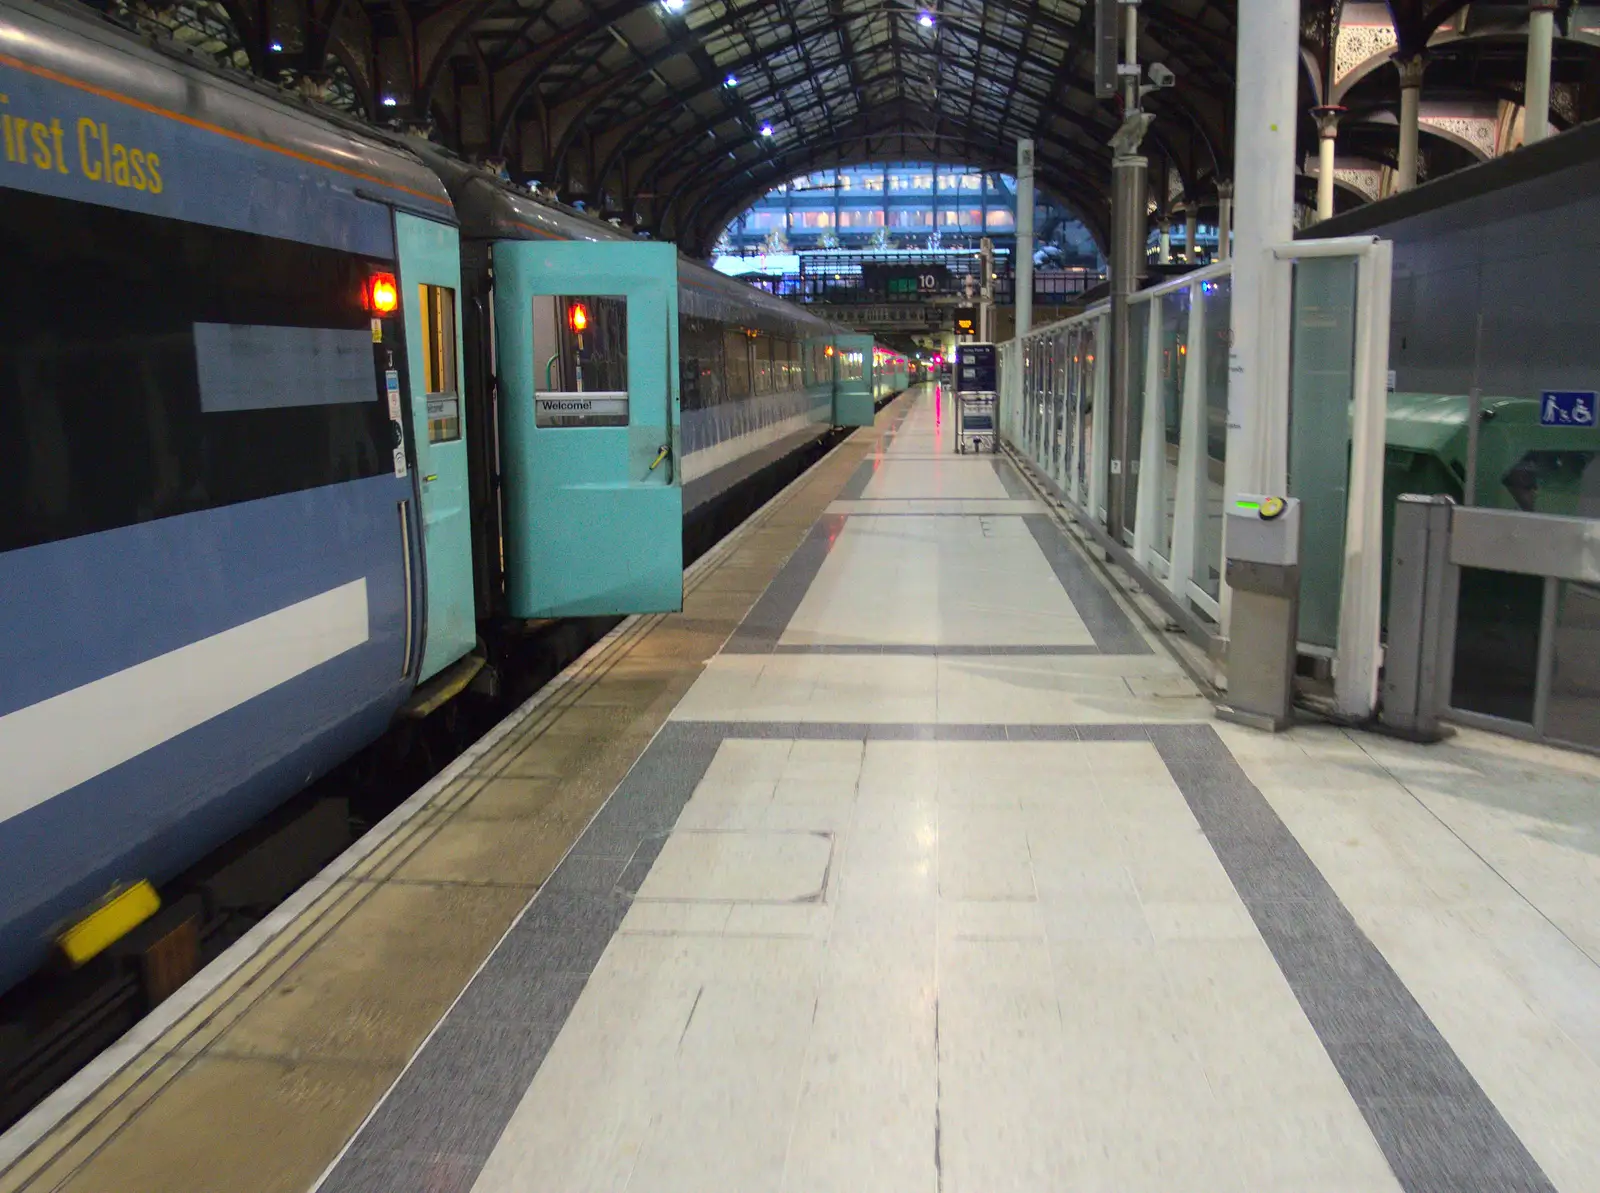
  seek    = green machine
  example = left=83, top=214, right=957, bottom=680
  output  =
left=1384, top=392, right=1599, bottom=549
left=1381, top=392, right=1599, bottom=649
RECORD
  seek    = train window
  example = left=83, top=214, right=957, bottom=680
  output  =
left=419, top=284, right=461, bottom=443
left=723, top=328, right=752, bottom=401
left=678, top=314, right=725, bottom=412
left=752, top=333, right=773, bottom=396
left=0, top=186, right=394, bottom=555
left=532, top=295, right=628, bottom=427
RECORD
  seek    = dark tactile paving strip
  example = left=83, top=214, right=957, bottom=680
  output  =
left=991, top=456, right=1035, bottom=499
left=1021, top=513, right=1152, bottom=655
left=316, top=730, right=720, bottom=1193
left=319, top=720, right=1554, bottom=1193
left=1149, top=725, right=1556, bottom=1193
left=721, top=512, right=849, bottom=654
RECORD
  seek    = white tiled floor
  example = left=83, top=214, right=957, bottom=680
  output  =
left=467, top=391, right=1600, bottom=1193
left=475, top=740, right=1395, bottom=1193
left=781, top=514, right=1093, bottom=648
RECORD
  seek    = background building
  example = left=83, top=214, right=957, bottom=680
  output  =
left=716, top=163, right=1105, bottom=271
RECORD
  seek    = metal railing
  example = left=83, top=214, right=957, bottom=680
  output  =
left=1384, top=498, right=1600, bottom=753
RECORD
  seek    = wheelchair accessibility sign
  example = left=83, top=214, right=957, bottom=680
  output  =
left=1541, top=391, right=1597, bottom=427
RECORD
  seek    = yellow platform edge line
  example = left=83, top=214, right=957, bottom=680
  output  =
left=57, top=881, right=160, bottom=966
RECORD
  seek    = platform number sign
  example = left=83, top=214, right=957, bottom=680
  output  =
left=1540, top=391, right=1597, bottom=428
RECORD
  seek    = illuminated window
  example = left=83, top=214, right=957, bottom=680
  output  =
left=418, top=284, right=460, bottom=443
left=532, top=294, right=629, bottom=427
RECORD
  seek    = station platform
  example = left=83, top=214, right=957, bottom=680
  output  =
left=5, top=386, right=1600, bottom=1193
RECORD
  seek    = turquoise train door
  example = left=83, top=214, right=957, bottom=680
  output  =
left=494, top=239, right=682, bottom=617
left=396, top=212, right=476, bottom=682
left=834, top=333, right=875, bottom=426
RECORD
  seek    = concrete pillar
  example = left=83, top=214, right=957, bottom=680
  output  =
left=1394, top=54, right=1425, bottom=192
left=1217, top=179, right=1233, bottom=260
left=1524, top=2, right=1556, bottom=145
left=1184, top=209, right=1199, bottom=262
left=1314, top=106, right=1343, bottom=220
left=1227, top=0, right=1298, bottom=507
left=1158, top=220, right=1172, bottom=263
left=1016, top=139, right=1035, bottom=336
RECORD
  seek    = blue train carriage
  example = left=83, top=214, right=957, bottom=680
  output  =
left=411, top=147, right=840, bottom=619
left=0, top=0, right=473, bottom=991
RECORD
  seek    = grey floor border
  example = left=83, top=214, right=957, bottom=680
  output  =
left=991, top=455, right=1036, bottom=499
left=319, top=719, right=1553, bottom=1193
left=1022, top=513, right=1152, bottom=655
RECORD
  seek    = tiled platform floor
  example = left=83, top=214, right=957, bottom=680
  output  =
left=8, top=388, right=1600, bottom=1193
left=317, top=390, right=1600, bottom=1193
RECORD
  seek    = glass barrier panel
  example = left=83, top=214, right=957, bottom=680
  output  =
left=1062, top=328, right=1078, bottom=491
left=1547, top=580, right=1600, bottom=749
left=1287, top=257, right=1358, bottom=649
left=1157, top=288, right=1188, bottom=562
left=1081, top=320, right=1099, bottom=511
left=1126, top=302, right=1150, bottom=544
left=1195, top=277, right=1231, bottom=600
left=1449, top=567, right=1544, bottom=724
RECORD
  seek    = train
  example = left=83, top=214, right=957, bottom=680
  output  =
left=0, top=0, right=907, bottom=996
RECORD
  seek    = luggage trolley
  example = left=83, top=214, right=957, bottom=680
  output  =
left=954, top=342, right=998, bottom=453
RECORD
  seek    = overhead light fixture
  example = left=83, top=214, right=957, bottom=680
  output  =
left=381, top=96, right=398, bottom=107
left=661, top=0, right=687, bottom=11
left=918, top=10, right=935, bottom=26
left=725, top=73, right=739, bottom=87
left=760, top=123, right=773, bottom=137
left=269, top=41, right=283, bottom=51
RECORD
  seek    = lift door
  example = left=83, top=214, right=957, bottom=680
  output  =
left=495, top=239, right=682, bottom=617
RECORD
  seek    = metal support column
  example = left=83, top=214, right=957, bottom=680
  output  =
left=1216, top=179, right=1233, bottom=260
left=1184, top=208, right=1199, bottom=262
left=1107, top=0, right=1149, bottom=541
left=1226, top=0, right=1298, bottom=517
left=1016, top=139, right=1035, bottom=337
left=1524, top=2, right=1555, bottom=145
left=979, top=235, right=995, bottom=342
left=1395, top=54, right=1425, bottom=193
left=1313, top=106, right=1343, bottom=220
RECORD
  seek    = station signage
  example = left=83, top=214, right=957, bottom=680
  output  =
left=863, top=263, right=950, bottom=299
left=1540, top=390, right=1597, bottom=427
left=954, top=306, right=978, bottom=335
left=536, top=391, right=630, bottom=426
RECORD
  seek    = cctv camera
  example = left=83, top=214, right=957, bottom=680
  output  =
left=1147, top=62, right=1175, bottom=88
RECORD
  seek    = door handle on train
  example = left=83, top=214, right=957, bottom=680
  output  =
left=649, top=444, right=670, bottom=474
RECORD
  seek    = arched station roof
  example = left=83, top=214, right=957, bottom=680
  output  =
left=112, top=0, right=1600, bottom=250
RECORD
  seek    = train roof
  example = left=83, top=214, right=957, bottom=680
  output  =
left=4, top=0, right=452, bottom=217
left=410, top=143, right=838, bottom=338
